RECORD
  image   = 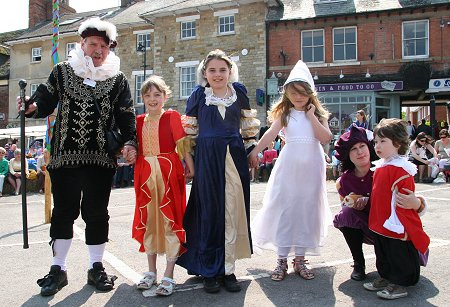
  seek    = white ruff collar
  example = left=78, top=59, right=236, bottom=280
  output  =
left=372, top=155, right=417, bottom=176
left=68, top=43, right=120, bottom=81
left=204, top=85, right=237, bottom=119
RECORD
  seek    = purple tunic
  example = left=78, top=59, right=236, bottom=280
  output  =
left=333, top=169, right=374, bottom=244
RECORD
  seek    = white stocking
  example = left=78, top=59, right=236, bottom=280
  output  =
left=51, top=239, right=72, bottom=271
left=88, top=243, right=106, bottom=269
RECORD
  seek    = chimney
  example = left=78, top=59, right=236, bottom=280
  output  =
left=28, top=0, right=76, bottom=29
left=121, top=0, right=145, bottom=8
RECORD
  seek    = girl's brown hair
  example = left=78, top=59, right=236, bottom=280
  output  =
left=269, top=81, right=329, bottom=127
left=373, top=118, right=410, bottom=155
left=357, top=110, right=366, bottom=122
left=140, top=75, right=172, bottom=98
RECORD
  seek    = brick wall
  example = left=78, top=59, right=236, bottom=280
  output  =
left=268, top=5, right=450, bottom=80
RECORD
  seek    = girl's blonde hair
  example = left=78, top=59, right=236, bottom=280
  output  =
left=141, top=75, right=172, bottom=98
left=373, top=118, right=410, bottom=155
left=269, top=81, right=329, bottom=127
left=196, top=49, right=239, bottom=86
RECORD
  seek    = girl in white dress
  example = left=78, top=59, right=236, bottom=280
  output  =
left=248, top=60, right=332, bottom=281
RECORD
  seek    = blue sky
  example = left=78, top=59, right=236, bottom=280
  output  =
left=0, top=0, right=120, bottom=33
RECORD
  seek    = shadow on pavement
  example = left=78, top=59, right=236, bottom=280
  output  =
left=338, top=271, right=439, bottom=306
left=248, top=266, right=337, bottom=306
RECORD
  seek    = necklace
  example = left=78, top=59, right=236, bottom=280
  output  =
left=213, top=86, right=228, bottom=99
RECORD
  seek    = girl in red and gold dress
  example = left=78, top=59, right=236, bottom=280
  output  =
left=132, top=75, right=194, bottom=296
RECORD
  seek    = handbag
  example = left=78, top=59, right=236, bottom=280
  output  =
left=91, top=90, right=124, bottom=157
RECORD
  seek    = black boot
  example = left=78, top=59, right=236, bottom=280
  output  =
left=87, top=262, right=117, bottom=291
left=351, top=262, right=366, bottom=281
left=222, top=274, right=241, bottom=292
left=203, top=277, right=220, bottom=293
left=37, top=265, right=68, bottom=297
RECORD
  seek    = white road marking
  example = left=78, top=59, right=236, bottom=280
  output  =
left=73, top=225, right=142, bottom=285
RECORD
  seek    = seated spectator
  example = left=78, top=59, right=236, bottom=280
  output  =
left=36, top=149, right=49, bottom=193
left=434, top=129, right=450, bottom=172
left=258, top=141, right=278, bottom=181
left=27, top=153, right=38, bottom=171
left=410, top=132, right=438, bottom=182
left=0, top=147, right=8, bottom=197
left=6, top=143, right=16, bottom=161
left=7, top=149, right=29, bottom=195
left=113, top=156, right=133, bottom=188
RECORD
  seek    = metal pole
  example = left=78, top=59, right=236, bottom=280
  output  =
left=143, top=39, right=147, bottom=81
left=430, top=95, right=436, bottom=139
left=19, top=79, right=29, bottom=249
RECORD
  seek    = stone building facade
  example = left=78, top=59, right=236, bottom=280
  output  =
left=5, top=0, right=279, bottom=126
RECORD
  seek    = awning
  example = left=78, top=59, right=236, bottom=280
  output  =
left=0, top=125, right=47, bottom=139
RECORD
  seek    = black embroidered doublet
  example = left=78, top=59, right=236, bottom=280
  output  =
left=31, top=62, right=137, bottom=169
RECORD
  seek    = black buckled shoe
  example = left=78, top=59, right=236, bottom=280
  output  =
left=222, top=274, right=241, bottom=292
left=203, top=277, right=220, bottom=293
left=87, top=262, right=117, bottom=291
left=37, top=265, right=68, bottom=296
left=351, top=263, right=366, bottom=281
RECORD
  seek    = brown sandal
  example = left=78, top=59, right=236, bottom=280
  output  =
left=293, top=259, right=315, bottom=280
left=271, top=259, right=288, bottom=281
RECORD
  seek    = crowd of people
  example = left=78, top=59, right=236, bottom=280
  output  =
left=0, top=140, right=48, bottom=196
left=9, top=17, right=438, bottom=301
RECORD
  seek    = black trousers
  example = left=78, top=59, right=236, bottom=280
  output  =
left=48, top=166, right=115, bottom=245
left=341, top=227, right=365, bottom=266
left=374, top=233, right=420, bottom=286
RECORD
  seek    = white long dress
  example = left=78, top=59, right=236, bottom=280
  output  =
left=252, top=109, right=331, bottom=257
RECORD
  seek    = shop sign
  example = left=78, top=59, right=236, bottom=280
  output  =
left=316, top=81, right=403, bottom=92
left=428, top=78, right=450, bottom=90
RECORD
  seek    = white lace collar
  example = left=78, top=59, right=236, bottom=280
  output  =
left=371, top=155, right=417, bottom=176
left=204, top=85, right=237, bottom=119
left=68, top=43, right=120, bottom=81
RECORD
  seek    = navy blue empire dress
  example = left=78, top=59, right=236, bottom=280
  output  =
left=177, top=83, right=253, bottom=278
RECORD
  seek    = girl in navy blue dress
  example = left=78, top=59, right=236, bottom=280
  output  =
left=177, top=49, right=259, bottom=293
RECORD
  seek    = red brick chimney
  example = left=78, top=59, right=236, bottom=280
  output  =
left=121, top=0, right=145, bottom=8
left=29, top=0, right=76, bottom=29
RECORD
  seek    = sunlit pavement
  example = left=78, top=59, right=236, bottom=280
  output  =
left=0, top=181, right=449, bottom=306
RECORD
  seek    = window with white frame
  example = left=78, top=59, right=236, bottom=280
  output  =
left=30, top=84, right=39, bottom=96
left=135, top=74, right=145, bottom=105
left=180, top=66, right=196, bottom=98
left=66, top=43, right=76, bottom=58
left=181, top=21, right=196, bottom=39
left=136, top=33, right=151, bottom=50
left=333, top=26, right=357, bottom=61
left=219, top=15, right=235, bottom=34
left=214, top=9, right=238, bottom=35
left=31, top=47, right=42, bottom=62
left=302, top=29, right=324, bottom=63
left=402, top=20, right=429, bottom=59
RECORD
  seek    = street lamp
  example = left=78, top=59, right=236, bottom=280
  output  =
left=137, top=41, right=148, bottom=80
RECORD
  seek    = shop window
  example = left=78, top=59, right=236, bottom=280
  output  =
left=402, top=20, right=428, bottom=59
left=301, top=29, right=324, bottom=63
left=333, top=27, right=357, bottom=62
